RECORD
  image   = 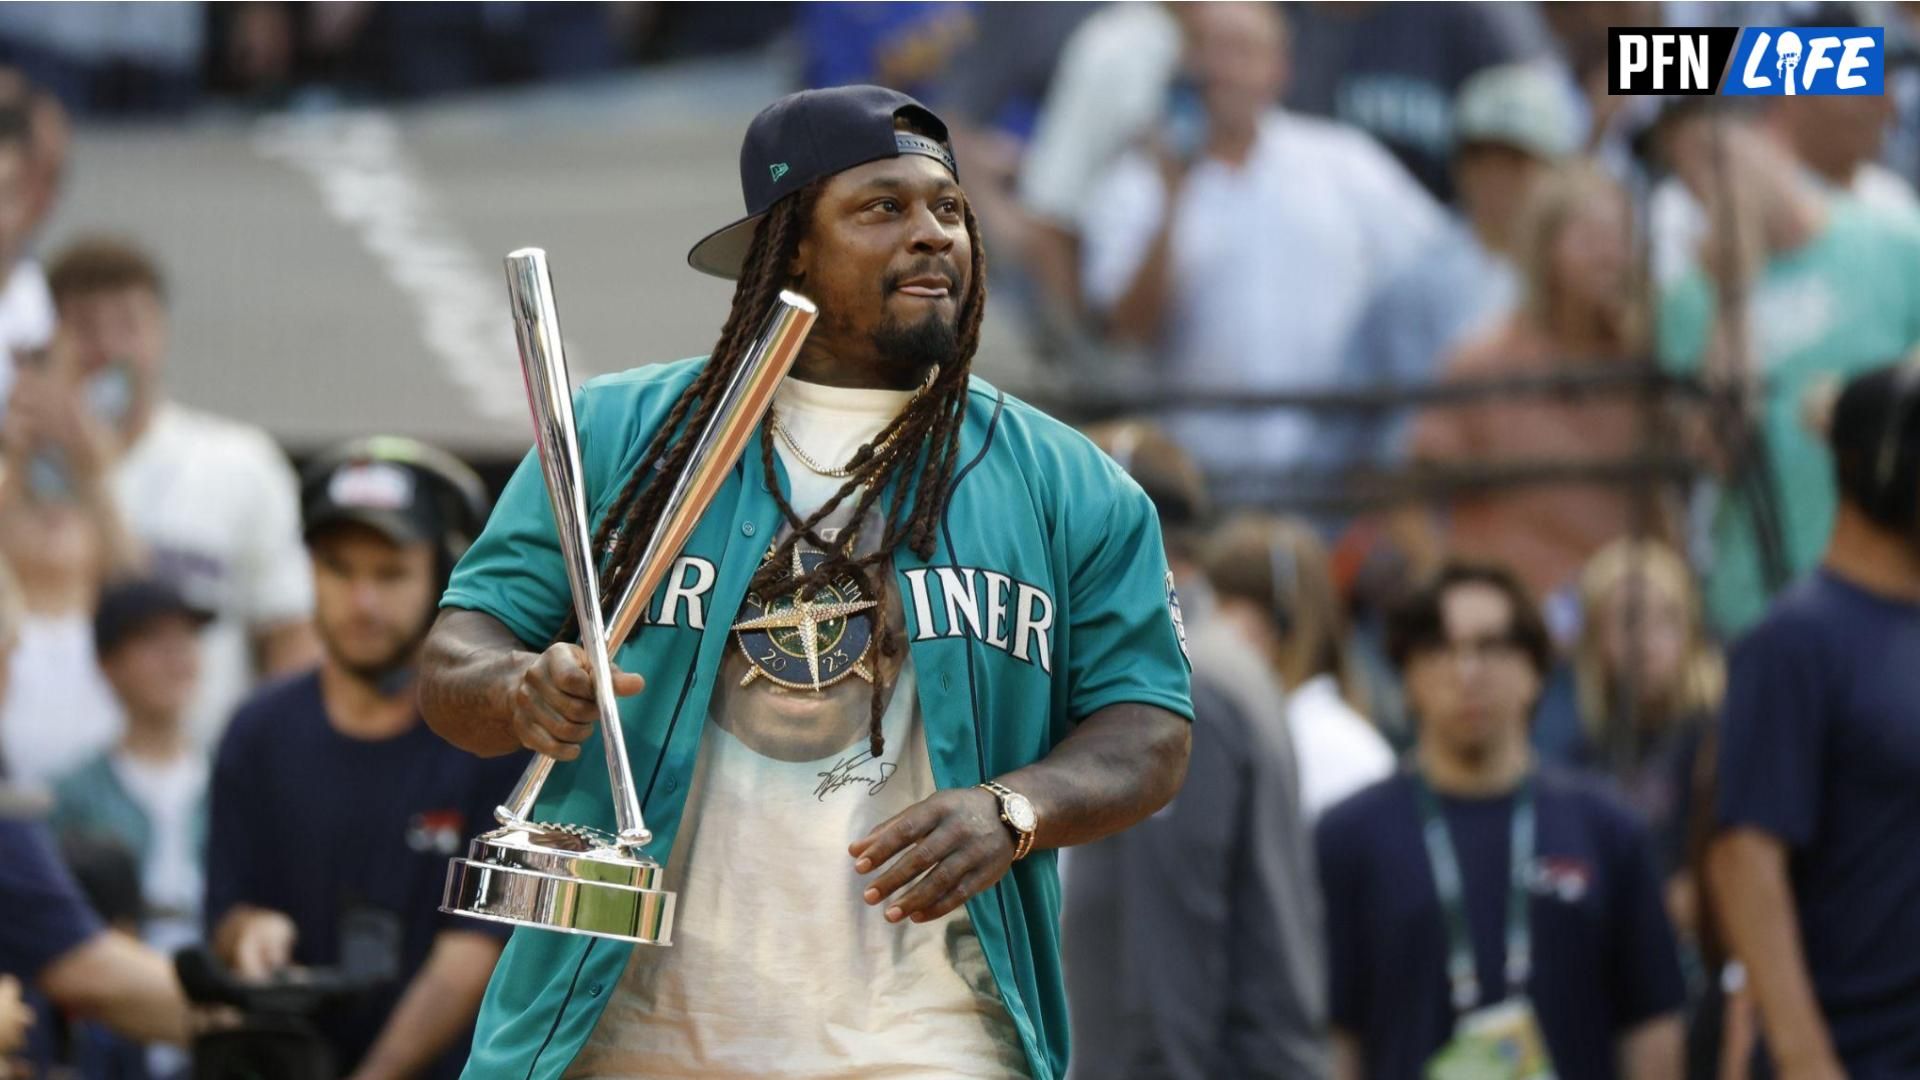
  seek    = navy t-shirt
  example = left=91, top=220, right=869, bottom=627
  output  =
left=0, top=817, right=101, bottom=981
left=205, top=672, right=525, bottom=1080
left=1716, top=571, right=1920, bottom=1074
left=1317, top=768, right=1685, bottom=1080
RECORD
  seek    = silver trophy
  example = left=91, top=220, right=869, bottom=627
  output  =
left=441, top=248, right=816, bottom=944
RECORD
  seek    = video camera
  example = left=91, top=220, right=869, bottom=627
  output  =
left=174, top=908, right=399, bottom=1080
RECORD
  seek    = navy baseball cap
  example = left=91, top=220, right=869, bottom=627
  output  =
left=687, top=84, right=958, bottom=281
left=94, top=578, right=212, bottom=658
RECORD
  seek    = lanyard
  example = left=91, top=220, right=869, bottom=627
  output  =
left=1413, top=774, right=1535, bottom=1012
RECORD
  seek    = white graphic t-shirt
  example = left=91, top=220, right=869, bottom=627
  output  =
left=567, top=376, right=1028, bottom=1079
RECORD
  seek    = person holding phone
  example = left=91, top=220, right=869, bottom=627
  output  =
left=46, top=237, right=320, bottom=754
left=1080, top=1, right=1440, bottom=488
left=0, top=325, right=143, bottom=787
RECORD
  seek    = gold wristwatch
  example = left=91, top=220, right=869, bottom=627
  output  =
left=978, top=780, right=1037, bottom=861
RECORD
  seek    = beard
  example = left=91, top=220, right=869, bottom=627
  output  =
left=319, top=612, right=430, bottom=692
left=872, top=301, right=960, bottom=375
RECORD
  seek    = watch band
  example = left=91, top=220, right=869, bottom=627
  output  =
left=979, top=780, right=1036, bottom=861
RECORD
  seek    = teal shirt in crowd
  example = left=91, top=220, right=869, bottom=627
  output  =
left=440, top=358, right=1194, bottom=1080
left=1659, top=200, right=1920, bottom=636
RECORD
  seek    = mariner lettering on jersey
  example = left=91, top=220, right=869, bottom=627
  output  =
left=635, top=555, right=1056, bottom=674
left=902, top=566, right=1055, bottom=673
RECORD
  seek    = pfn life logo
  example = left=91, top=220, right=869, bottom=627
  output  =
left=1609, top=26, right=1884, bottom=95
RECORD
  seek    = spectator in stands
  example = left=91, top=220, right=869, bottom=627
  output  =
left=1651, top=85, right=1917, bottom=289
left=51, top=578, right=210, bottom=956
left=1204, top=513, right=1394, bottom=822
left=1017, top=2, right=1187, bottom=323
left=1765, top=91, right=1913, bottom=214
left=21, top=86, right=65, bottom=241
left=1406, top=162, right=1677, bottom=618
left=1341, top=61, right=1581, bottom=468
left=206, top=437, right=517, bottom=1080
left=0, top=94, right=51, bottom=412
left=1283, top=2, right=1549, bottom=201
left=0, top=327, right=141, bottom=785
left=49, top=236, right=318, bottom=753
left=1706, top=363, right=1920, bottom=1077
left=1657, top=108, right=1920, bottom=635
left=0, top=4, right=204, bottom=115
left=798, top=3, right=973, bottom=104
left=1535, top=540, right=1722, bottom=932
left=1319, top=560, right=1686, bottom=1080
left=1064, top=420, right=1328, bottom=1080
left=1082, top=0, right=1440, bottom=488
left=0, top=557, right=189, bottom=1075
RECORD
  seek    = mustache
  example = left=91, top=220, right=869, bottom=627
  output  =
left=883, top=259, right=961, bottom=294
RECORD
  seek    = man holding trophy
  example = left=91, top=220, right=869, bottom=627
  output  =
left=422, top=85, right=1194, bottom=1079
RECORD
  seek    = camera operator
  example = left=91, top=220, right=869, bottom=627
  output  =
left=204, top=438, right=520, bottom=1080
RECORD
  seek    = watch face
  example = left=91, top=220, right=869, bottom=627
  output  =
left=1005, top=794, right=1037, bottom=833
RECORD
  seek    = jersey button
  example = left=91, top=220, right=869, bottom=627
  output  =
left=741, top=521, right=756, bottom=537
left=588, top=983, right=604, bottom=997
left=664, top=777, right=679, bottom=794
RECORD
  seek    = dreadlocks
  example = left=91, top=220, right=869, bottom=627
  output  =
left=571, top=152, right=987, bottom=760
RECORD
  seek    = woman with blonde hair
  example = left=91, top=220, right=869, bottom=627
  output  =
left=1405, top=160, right=1680, bottom=615
left=1204, top=513, right=1394, bottom=820
left=1536, top=538, right=1723, bottom=922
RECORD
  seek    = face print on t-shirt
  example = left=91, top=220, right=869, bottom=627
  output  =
left=710, top=503, right=908, bottom=765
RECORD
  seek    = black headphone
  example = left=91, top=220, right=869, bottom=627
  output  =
left=300, top=436, right=492, bottom=578
left=1864, top=361, right=1920, bottom=531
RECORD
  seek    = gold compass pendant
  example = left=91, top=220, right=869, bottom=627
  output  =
left=731, top=546, right=879, bottom=691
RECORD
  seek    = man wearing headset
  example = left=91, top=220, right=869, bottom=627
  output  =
left=1708, top=363, right=1920, bottom=1079
left=203, top=438, right=526, bottom=1080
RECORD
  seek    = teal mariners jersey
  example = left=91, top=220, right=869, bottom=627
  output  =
left=440, top=357, right=1195, bottom=1080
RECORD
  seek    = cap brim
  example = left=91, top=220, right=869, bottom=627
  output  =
left=687, top=213, right=764, bottom=281
left=306, top=507, right=433, bottom=548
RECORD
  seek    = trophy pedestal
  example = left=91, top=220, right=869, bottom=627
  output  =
left=441, top=822, right=676, bottom=946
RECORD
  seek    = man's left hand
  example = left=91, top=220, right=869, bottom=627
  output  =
left=850, top=787, right=1015, bottom=924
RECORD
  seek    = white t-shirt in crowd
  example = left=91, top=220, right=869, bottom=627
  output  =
left=111, top=401, right=312, bottom=750
left=568, top=377, right=1027, bottom=1080
left=1081, top=110, right=1441, bottom=475
left=0, top=612, right=122, bottom=787
left=112, top=749, right=207, bottom=952
left=0, top=258, right=56, bottom=410
left=1286, top=673, right=1396, bottom=822
left=1018, top=1, right=1182, bottom=226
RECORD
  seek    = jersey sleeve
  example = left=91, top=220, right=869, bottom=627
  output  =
left=440, top=444, right=570, bottom=648
left=1062, top=470, right=1193, bottom=723
left=0, top=819, right=103, bottom=982
left=440, top=388, right=603, bottom=648
left=1714, top=616, right=1829, bottom=848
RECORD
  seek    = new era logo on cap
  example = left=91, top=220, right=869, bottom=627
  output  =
left=328, top=461, right=415, bottom=511
left=687, top=85, right=957, bottom=280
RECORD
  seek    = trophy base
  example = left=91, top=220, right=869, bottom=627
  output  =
left=441, top=822, right=675, bottom=946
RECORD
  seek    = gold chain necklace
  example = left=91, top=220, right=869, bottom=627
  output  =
left=770, top=410, right=899, bottom=478
left=769, top=367, right=937, bottom=478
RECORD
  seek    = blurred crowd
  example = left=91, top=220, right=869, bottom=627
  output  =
left=0, top=1, right=1918, bottom=1078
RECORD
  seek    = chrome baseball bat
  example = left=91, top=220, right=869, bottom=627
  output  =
left=494, top=250, right=816, bottom=843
